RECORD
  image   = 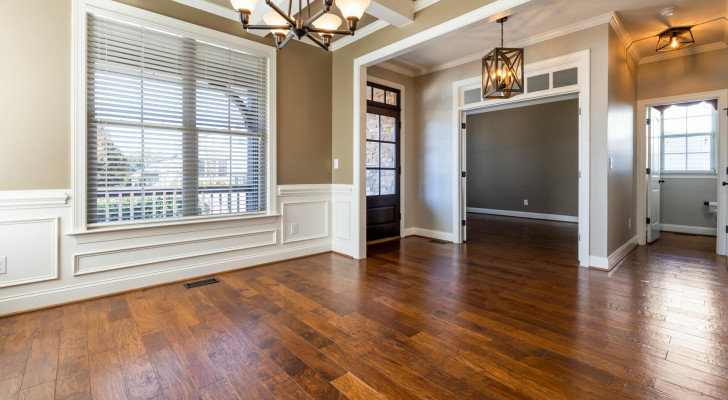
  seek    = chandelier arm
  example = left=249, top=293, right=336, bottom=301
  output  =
left=245, top=24, right=291, bottom=30
left=305, top=32, right=330, bottom=51
left=308, top=27, right=353, bottom=36
left=277, top=32, right=296, bottom=50
left=307, top=0, right=311, bottom=19
left=267, top=1, right=297, bottom=25
left=302, top=8, right=329, bottom=28
left=288, top=0, right=292, bottom=16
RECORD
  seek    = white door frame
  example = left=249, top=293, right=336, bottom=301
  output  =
left=366, top=76, right=407, bottom=238
left=452, top=51, right=591, bottom=267
left=636, top=90, right=728, bottom=255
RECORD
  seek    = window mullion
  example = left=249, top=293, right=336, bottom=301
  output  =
left=182, top=40, right=199, bottom=217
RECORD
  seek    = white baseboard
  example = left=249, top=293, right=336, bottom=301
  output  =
left=403, top=227, right=454, bottom=242
left=466, top=207, right=578, bottom=223
left=590, top=235, right=638, bottom=271
left=660, top=224, right=717, bottom=236
left=589, top=255, right=609, bottom=270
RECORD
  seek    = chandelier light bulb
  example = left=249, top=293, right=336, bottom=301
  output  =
left=264, top=11, right=289, bottom=36
left=230, top=0, right=259, bottom=12
left=315, top=13, right=343, bottom=36
left=671, top=37, right=678, bottom=48
left=337, top=0, right=370, bottom=20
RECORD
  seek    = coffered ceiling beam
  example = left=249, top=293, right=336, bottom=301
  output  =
left=368, top=0, right=415, bottom=28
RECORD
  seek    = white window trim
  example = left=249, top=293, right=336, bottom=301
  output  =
left=71, top=0, right=277, bottom=234
left=659, top=105, right=718, bottom=174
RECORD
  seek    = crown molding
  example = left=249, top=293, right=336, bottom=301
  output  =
left=375, top=61, right=417, bottom=77
left=330, top=19, right=389, bottom=51
left=639, top=41, right=728, bottom=64
left=416, top=11, right=614, bottom=77
left=608, top=13, right=641, bottom=62
left=170, top=0, right=238, bottom=21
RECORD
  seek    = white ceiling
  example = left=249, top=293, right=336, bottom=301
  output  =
left=383, top=0, right=728, bottom=74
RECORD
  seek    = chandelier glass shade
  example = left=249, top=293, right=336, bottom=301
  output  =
left=231, top=0, right=370, bottom=51
left=482, top=17, right=524, bottom=99
left=655, top=26, right=695, bottom=52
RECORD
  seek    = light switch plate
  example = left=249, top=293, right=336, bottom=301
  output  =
left=524, top=199, right=528, bottom=206
left=0, top=256, right=6, bottom=275
left=333, top=159, right=339, bottom=169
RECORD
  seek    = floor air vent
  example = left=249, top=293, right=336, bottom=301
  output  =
left=184, top=278, right=219, bottom=289
left=429, top=239, right=450, bottom=245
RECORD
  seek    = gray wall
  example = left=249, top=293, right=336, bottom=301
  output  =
left=661, top=178, right=717, bottom=228
left=466, top=99, right=579, bottom=216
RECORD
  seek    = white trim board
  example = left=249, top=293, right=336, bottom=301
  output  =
left=607, top=236, right=638, bottom=270
left=467, top=208, right=578, bottom=223
left=660, top=224, right=717, bottom=236
left=403, top=227, right=453, bottom=242
left=0, top=190, right=69, bottom=209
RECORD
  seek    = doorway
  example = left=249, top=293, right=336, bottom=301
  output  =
left=365, top=82, right=401, bottom=242
left=644, top=98, right=720, bottom=245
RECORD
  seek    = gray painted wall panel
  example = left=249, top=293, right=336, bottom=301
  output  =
left=661, top=177, right=717, bottom=228
left=466, top=99, right=579, bottom=216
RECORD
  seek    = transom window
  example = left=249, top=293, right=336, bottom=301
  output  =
left=658, top=100, right=717, bottom=173
left=85, top=12, right=270, bottom=226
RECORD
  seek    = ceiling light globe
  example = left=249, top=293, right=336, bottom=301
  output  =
left=264, top=11, right=289, bottom=35
left=336, top=0, right=370, bottom=20
left=315, top=13, right=343, bottom=36
left=230, top=0, right=259, bottom=12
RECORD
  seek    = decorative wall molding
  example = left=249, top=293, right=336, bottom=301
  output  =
left=0, top=217, right=59, bottom=288
left=281, top=201, right=329, bottom=244
left=278, top=184, right=333, bottom=197
left=74, top=229, right=277, bottom=276
left=639, top=42, right=728, bottom=65
left=0, top=190, right=69, bottom=209
left=467, top=208, right=578, bottom=223
left=332, top=185, right=354, bottom=255
left=660, top=224, right=717, bottom=236
left=608, top=13, right=640, bottom=62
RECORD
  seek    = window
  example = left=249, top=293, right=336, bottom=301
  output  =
left=85, top=12, right=271, bottom=226
left=659, top=100, right=717, bottom=173
left=365, top=83, right=400, bottom=197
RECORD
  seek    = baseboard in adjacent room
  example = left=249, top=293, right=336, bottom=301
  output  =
left=466, top=207, right=578, bottom=223
left=403, top=227, right=454, bottom=242
left=660, top=224, right=717, bottom=237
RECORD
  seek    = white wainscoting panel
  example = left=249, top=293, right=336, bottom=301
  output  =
left=0, top=185, right=337, bottom=316
left=0, top=217, right=59, bottom=288
left=332, top=184, right=354, bottom=256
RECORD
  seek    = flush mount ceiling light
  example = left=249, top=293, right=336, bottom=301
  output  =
left=482, top=17, right=524, bottom=99
left=230, top=0, right=370, bottom=51
left=655, top=26, right=695, bottom=52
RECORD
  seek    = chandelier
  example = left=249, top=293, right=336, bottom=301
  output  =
left=655, top=27, right=695, bottom=52
left=482, top=17, right=524, bottom=99
left=230, top=0, right=370, bottom=51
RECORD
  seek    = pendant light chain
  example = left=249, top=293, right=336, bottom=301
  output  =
left=500, top=19, right=504, bottom=48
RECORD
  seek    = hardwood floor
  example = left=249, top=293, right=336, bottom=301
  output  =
left=1, top=214, right=727, bottom=399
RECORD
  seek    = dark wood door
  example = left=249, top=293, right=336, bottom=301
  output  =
left=365, top=82, right=401, bottom=242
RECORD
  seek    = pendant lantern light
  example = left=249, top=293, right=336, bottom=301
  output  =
left=482, top=17, right=524, bottom=99
left=655, top=26, right=695, bottom=52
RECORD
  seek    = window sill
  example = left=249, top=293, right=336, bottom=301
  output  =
left=660, top=173, right=717, bottom=179
left=68, top=212, right=281, bottom=238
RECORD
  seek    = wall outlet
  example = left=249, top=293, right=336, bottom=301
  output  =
left=628, top=218, right=632, bottom=229
left=524, top=199, right=528, bottom=206
left=0, top=256, right=6, bottom=275
left=290, top=223, right=299, bottom=235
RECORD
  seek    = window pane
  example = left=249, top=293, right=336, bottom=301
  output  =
left=366, top=113, right=379, bottom=140
left=366, top=141, right=379, bottom=167
left=663, top=136, right=686, bottom=154
left=687, top=153, right=711, bottom=171
left=373, top=87, right=385, bottom=103
left=380, top=170, right=396, bottom=195
left=386, top=91, right=397, bottom=106
left=380, top=143, right=396, bottom=168
left=687, top=135, right=711, bottom=153
left=367, top=86, right=373, bottom=101
left=663, top=118, right=685, bottom=135
left=663, top=153, right=686, bottom=171
left=687, top=102, right=713, bottom=117
left=687, top=116, right=712, bottom=134
left=552, top=68, right=578, bottom=88
left=380, top=116, right=396, bottom=142
left=366, top=170, right=379, bottom=196
left=663, top=105, right=686, bottom=119
left=463, top=88, right=481, bottom=104
left=527, top=74, right=549, bottom=92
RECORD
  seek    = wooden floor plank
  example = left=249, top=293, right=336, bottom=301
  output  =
left=88, top=350, right=127, bottom=400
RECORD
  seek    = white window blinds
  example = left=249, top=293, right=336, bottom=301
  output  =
left=86, top=12, right=269, bottom=225
left=659, top=100, right=717, bottom=173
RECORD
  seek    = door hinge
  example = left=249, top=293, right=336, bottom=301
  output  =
left=578, top=107, right=582, bottom=116
left=578, top=171, right=581, bottom=178
left=461, top=122, right=467, bottom=129
left=646, top=167, right=651, bottom=174
left=462, top=171, right=467, bottom=178
left=462, top=220, right=467, bottom=227
left=399, top=212, right=402, bottom=220
left=578, top=234, right=581, bottom=241
left=646, top=218, right=651, bottom=224
left=725, top=225, right=727, bottom=234
left=646, top=118, right=651, bottom=126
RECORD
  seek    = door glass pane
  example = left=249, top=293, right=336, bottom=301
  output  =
left=373, top=87, right=385, bottom=102
left=380, top=143, right=396, bottom=168
left=366, top=86, right=373, bottom=101
left=366, top=114, right=379, bottom=140
left=380, top=116, right=396, bottom=142
left=366, top=141, right=379, bottom=167
left=380, top=170, right=395, bottom=195
left=386, top=91, right=397, bottom=106
left=366, top=170, right=379, bottom=196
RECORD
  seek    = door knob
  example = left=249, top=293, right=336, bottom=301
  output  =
left=658, top=179, right=665, bottom=184
left=723, top=182, right=728, bottom=186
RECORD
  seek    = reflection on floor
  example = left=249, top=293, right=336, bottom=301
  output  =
left=1, top=215, right=726, bottom=399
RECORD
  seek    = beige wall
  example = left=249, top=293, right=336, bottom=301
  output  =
left=607, top=26, right=638, bottom=254
left=0, top=0, right=333, bottom=190
left=331, top=0, right=497, bottom=184
left=466, top=99, right=579, bottom=216
left=366, top=65, right=417, bottom=229
left=638, top=48, right=728, bottom=100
